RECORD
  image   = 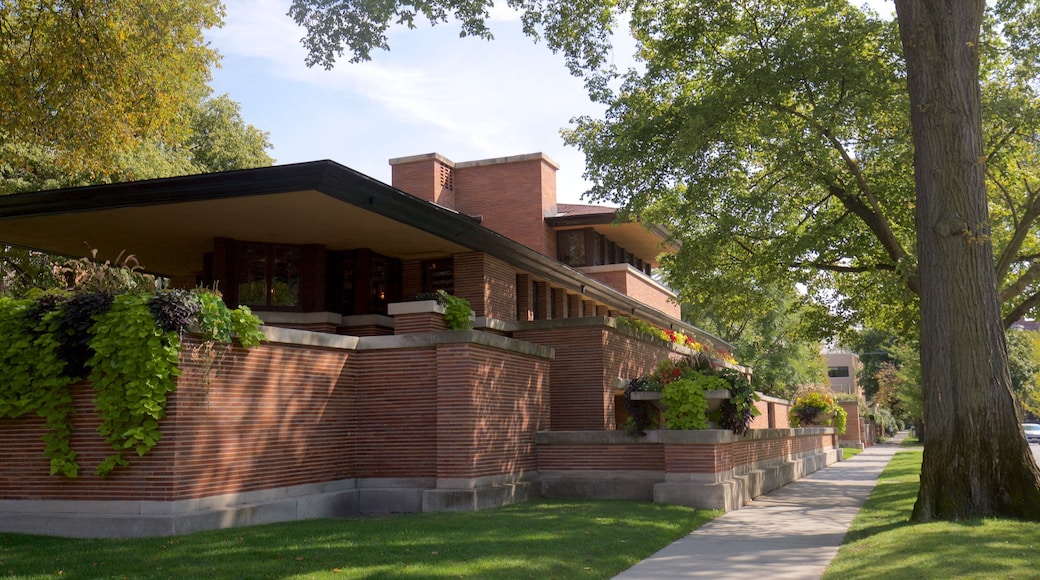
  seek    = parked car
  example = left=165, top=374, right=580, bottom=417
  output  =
left=1023, top=423, right=1040, bottom=444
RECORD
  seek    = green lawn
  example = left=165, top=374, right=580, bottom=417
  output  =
left=824, top=442, right=1040, bottom=579
left=0, top=499, right=717, bottom=579
left=842, top=446, right=864, bottom=460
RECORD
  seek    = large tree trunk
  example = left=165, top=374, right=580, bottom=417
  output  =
left=895, top=0, right=1040, bottom=520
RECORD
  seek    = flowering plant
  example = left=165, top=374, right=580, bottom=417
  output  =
left=616, top=317, right=740, bottom=366
left=789, top=389, right=847, bottom=434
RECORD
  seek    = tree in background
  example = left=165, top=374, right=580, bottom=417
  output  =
left=1008, top=329, right=1040, bottom=421
left=0, top=1, right=273, bottom=296
left=0, top=0, right=221, bottom=177
left=288, top=0, right=1040, bottom=520
left=1, top=94, right=274, bottom=195
left=841, top=327, right=900, bottom=401
left=872, top=341, right=922, bottom=431
left=682, top=282, right=826, bottom=400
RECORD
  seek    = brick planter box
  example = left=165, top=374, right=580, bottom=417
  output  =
left=536, top=428, right=840, bottom=512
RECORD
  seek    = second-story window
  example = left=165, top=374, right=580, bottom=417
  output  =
left=558, top=230, right=586, bottom=266
left=828, top=366, right=851, bottom=378
left=558, top=228, right=648, bottom=271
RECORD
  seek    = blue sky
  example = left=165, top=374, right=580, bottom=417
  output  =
left=206, top=0, right=622, bottom=204
left=206, top=0, right=894, bottom=205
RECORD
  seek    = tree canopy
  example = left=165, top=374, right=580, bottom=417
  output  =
left=289, top=0, right=1040, bottom=520
left=289, top=0, right=1040, bottom=338
left=0, top=0, right=225, bottom=177
left=0, top=1, right=273, bottom=295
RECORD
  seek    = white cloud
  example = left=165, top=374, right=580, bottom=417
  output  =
left=206, top=0, right=616, bottom=201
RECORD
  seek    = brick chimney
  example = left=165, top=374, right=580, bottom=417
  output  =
left=390, top=152, right=560, bottom=257
left=389, top=153, right=457, bottom=209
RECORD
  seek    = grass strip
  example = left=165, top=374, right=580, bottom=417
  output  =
left=0, top=499, right=716, bottom=579
left=842, top=447, right=864, bottom=460
left=824, top=442, right=1040, bottom=579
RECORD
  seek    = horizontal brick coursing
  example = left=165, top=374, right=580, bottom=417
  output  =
left=537, top=434, right=834, bottom=476
left=354, top=348, right=438, bottom=478
left=537, top=444, right=664, bottom=471
left=454, top=158, right=556, bottom=256
left=0, top=339, right=356, bottom=501
left=454, top=252, right=517, bottom=321
left=435, top=343, right=549, bottom=479
left=337, top=324, right=393, bottom=337
left=0, top=330, right=552, bottom=503
left=394, top=312, right=450, bottom=334
left=583, top=269, right=680, bottom=318
left=265, top=322, right=340, bottom=333
left=514, top=324, right=683, bottom=431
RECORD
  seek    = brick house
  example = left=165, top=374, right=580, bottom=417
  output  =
left=0, top=153, right=838, bottom=537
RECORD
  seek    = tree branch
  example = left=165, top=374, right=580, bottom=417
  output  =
left=995, top=178, right=1040, bottom=283
left=1004, top=290, right=1040, bottom=329
left=772, top=103, right=917, bottom=293
left=790, top=260, right=897, bottom=273
left=1000, top=260, right=1040, bottom=304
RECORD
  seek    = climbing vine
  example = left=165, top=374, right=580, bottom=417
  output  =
left=0, top=286, right=264, bottom=478
left=89, top=293, right=183, bottom=476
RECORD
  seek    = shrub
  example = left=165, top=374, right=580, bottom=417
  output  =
left=789, top=389, right=847, bottom=434
left=436, top=290, right=473, bottom=330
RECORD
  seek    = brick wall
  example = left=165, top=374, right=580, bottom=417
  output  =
left=454, top=155, right=558, bottom=256
left=454, top=252, right=517, bottom=321
left=537, top=444, right=665, bottom=471
left=514, top=322, right=682, bottom=430
left=750, top=398, right=792, bottom=429
left=538, top=434, right=838, bottom=475
left=838, top=401, right=875, bottom=447
left=0, top=339, right=357, bottom=501
left=582, top=267, right=681, bottom=318
left=0, top=334, right=548, bottom=502
left=434, top=343, right=549, bottom=479
left=390, top=154, right=456, bottom=208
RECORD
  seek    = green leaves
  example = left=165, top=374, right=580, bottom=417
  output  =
left=88, top=293, right=180, bottom=476
left=437, top=290, right=473, bottom=330
left=0, top=288, right=264, bottom=478
left=0, top=0, right=223, bottom=177
left=661, top=374, right=723, bottom=430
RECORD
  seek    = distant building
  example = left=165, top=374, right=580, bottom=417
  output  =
left=824, top=351, right=862, bottom=398
left=1011, top=319, right=1040, bottom=332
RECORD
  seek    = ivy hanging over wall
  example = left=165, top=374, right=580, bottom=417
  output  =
left=0, top=258, right=265, bottom=478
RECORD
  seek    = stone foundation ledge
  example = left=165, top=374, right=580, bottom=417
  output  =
left=358, top=474, right=539, bottom=514
left=540, top=470, right=665, bottom=502
left=0, top=474, right=545, bottom=538
left=0, top=479, right=361, bottom=539
left=654, top=446, right=841, bottom=511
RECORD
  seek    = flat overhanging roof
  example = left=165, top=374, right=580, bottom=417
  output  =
left=0, top=160, right=733, bottom=351
left=547, top=204, right=678, bottom=266
left=0, top=161, right=476, bottom=277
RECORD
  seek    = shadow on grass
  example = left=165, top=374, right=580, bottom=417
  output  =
left=827, top=519, right=1040, bottom=579
left=0, top=500, right=718, bottom=579
left=826, top=447, right=1040, bottom=579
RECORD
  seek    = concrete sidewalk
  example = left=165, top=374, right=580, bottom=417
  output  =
left=613, top=432, right=908, bottom=579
